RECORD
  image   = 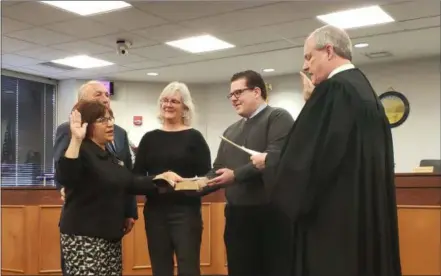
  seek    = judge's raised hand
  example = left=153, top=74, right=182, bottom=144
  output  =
left=250, top=152, right=267, bottom=170
left=70, top=110, right=87, bottom=141
left=300, top=71, right=315, bottom=101
left=60, top=187, right=65, bottom=201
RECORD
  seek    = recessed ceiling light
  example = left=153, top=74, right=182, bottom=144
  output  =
left=165, top=35, right=235, bottom=54
left=51, top=55, right=113, bottom=69
left=40, top=1, right=132, bottom=16
left=147, top=72, right=159, bottom=76
left=354, top=43, right=369, bottom=48
left=262, top=68, right=275, bottom=72
left=316, top=5, right=394, bottom=29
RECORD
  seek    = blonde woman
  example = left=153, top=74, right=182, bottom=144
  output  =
left=133, top=82, right=212, bottom=276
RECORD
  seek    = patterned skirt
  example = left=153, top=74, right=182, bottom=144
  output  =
left=60, top=233, right=122, bottom=275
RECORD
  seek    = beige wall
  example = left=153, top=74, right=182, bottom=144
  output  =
left=57, top=57, right=440, bottom=172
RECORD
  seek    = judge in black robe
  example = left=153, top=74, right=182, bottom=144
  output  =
left=251, top=25, right=402, bottom=276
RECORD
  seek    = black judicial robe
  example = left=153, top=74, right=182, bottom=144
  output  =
left=271, top=68, right=402, bottom=276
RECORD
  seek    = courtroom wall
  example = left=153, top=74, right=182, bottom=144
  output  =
left=57, top=57, right=440, bottom=172
left=203, top=58, right=440, bottom=172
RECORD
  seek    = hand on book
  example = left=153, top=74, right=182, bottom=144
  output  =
left=153, top=173, right=209, bottom=192
left=157, top=171, right=183, bottom=185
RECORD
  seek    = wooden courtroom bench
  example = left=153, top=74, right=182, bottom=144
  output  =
left=2, top=173, right=440, bottom=275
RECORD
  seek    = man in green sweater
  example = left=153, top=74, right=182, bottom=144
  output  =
left=207, top=70, right=294, bottom=276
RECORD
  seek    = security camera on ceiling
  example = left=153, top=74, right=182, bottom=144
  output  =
left=116, top=39, right=132, bottom=55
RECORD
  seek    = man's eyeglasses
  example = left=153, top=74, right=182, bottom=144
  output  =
left=96, top=116, right=115, bottom=124
left=227, top=88, right=253, bottom=99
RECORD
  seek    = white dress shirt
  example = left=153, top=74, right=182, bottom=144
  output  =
left=328, top=63, right=355, bottom=79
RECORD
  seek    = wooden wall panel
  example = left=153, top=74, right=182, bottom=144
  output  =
left=122, top=205, right=151, bottom=275
left=37, top=206, right=63, bottom=275
left=397, top=206, right=441, bottom=276
left=1, top=206, right=26, bottom=275
left=2, top=174, right=440, bottom=276
left=200, top=203, right=212, bottom=267
left=121, top=203, right=228, bottom=276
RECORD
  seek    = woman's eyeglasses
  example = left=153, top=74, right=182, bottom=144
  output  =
left=160, top=98, right=181, bottom=105
left=96, top=116, right=115, bottom=124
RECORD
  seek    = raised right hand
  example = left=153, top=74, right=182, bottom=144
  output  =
left=60, top=187, right=65, bottom=202
left=299, top=71, right=315, bottom=101
left=70, top=110, right=87, bottom=141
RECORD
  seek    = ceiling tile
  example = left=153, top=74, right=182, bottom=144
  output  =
left=1, top=36, right=39, bottom=53
left=134, top=24, right=201, bottom=43
left=2, top=16, right=32, bottom=34
left=57, top=65, right=131, bottom=79
left=89, top=32, right=158, bottom=49
left=206, top=40, right=294, bottom=60
left=45, top=18, right=120, bottom=39
left=1, top=54, right=42, bottom=66
left=132, top=1, right=272, bottom=21
left=15, top=47, right=73, bottom=61
left=398, top=16, right=441, bottom=30
left=347, top=23, right=404, bottom=39
left=216, top=26, right=285, bottom=46
left=3, top=65, right=59, bottom=79
left=267, top=19, right=324, bottom=40
left=383, top=1, right=441, bottom=21
left=6, top=27, right=75, bottom=45
left=21, top=64, right=68, bottom=75
left=3, top=1, right=78, bottom=25
left=92, top=8, right=166, bottom=31
left=94, top=51, right=148, bottom=65
left=123, top=59, right=166, bottom=70
left=1, top=1, right=24, bottom=7
left=159, top=54, right=208, bottom=66
left=51, top=41, right=113, bottom=55
left=130, top=44, right=187, bottom=59
left=179, top=2, right=305, bottom=34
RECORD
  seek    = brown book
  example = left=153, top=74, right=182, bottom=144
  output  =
left=153, top=176, right=209, bottom=191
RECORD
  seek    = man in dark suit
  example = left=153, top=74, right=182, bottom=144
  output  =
left=54, top=80, right=138, bottom=275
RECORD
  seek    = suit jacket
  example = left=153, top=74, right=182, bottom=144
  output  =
left=54, top=122, right=138, bottom=219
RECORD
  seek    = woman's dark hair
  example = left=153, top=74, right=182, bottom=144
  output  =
left=71, top=100, right=113, bottom=138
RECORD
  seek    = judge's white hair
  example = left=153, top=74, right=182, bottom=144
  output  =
left=157, top=81, right=195, bottom=126
left=309, top=25, right=353, bottom=61
left=77, top=80, right=104, bottom=100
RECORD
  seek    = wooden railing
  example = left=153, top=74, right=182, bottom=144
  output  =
left=2, top=173, right=440, bottom=275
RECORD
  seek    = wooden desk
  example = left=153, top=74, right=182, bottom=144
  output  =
left=2, top=174, right=440, bottom=275
left=1, top=188, right=227, bottom=276
left=395, top=173, right=441, bottom=276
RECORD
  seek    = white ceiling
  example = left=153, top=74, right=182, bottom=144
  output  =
left=1, top=0, right=440, bottom=84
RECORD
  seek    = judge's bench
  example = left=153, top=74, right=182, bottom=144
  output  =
left=2, top=173, right=440, bottom=276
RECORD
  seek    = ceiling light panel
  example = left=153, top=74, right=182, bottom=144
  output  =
left=40, top=1, right=132, bottom=16
left=165, top=35, right=235, bottom=54
left=354, top=43, right=369, bottom=48
left=317, top=5, right=394, bottom=29
left=51, top=55, right=114, bottom=69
